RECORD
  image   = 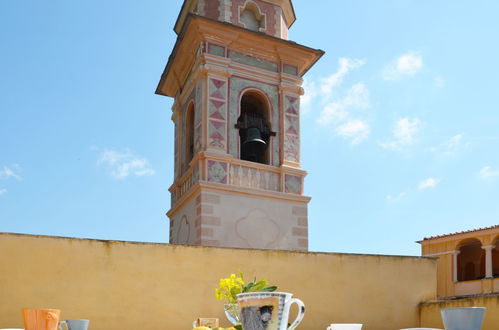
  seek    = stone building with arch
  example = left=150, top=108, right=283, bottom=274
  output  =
left=419, top=225, right=499, bottom=297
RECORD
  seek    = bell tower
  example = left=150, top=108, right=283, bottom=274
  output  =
left=156, top=0, right=323, bottom=251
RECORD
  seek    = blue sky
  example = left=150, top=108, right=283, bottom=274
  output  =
left=1, top=0, right=498, bottom=255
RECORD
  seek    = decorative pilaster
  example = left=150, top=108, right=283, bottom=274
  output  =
left=482, top=245, right=496, bottom=278
left=452, top=250, right=461, bottom=282
left=283, top=93, right=300, bottom=165
left=207, top=77, right=228, bottom=152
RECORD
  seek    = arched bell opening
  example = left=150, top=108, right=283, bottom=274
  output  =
left=493, top=236, right=499, bottom=278
left=457, top=238, right=486, bottom=281
left=237, top=91, right=272, bottom=165
left=185, top=103, right=195, bottom=168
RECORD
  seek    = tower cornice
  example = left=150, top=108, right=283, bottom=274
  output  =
left=156, top=14, right=323, bottom=98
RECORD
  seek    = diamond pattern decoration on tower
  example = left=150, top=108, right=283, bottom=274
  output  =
left=284, top=135, right=299, bottom=163
left=283, top=93, right=300, bottom=164
left=209, top=120, right=226, bottom=149
left=207, top=160, right=228, bottom=184
left=207, top=77, right=228, bottom=151
left=209, top=79, right=227, bottom=99
left=209, top=99, right=226, bottom=120
left=285, top=114, right=299, bottom=135
left=285, top=95, right=299, bottom=115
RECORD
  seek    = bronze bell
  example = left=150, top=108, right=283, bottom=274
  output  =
left=243, top=127, right=266, bottom=147
left=241, top=127, right=267, bottom=162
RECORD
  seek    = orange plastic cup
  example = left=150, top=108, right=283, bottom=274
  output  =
left=22, top=309, right=61, bottom=330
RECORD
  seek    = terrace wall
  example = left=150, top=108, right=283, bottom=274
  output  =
left=0, top=233, right=436, bottom=330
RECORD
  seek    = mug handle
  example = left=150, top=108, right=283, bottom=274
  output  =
left=58, top=321, right=68, bottom=330
left=287, top=298, right=306, bottom=330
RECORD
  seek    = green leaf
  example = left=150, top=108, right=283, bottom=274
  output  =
left=261, top=286, right=278, bottom=292
left=251, top=280, right=267, bottom=291
left=235, top=325, right=243, bottom=330
left=243, top=282, right=254, bottom=292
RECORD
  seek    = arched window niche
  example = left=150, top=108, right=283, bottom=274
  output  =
left=239, top=1, right=265, bottom=32
left=457, top=239, right=486, bottom=281
left=493, top=236, right=499, bottom=278
left=185, top=103, right=195, bottom=169
left=236, top=91, right=273, bottom=165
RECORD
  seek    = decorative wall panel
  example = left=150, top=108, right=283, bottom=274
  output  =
left=228, top=50, right=278, bottom=72
left=207, top=160, right=228, bottom=184
left=283, top=94, right=300, bottom=163
left=285, top=174, right=302, bottom=195
left=207, top=43, right=226, bottom=57
left=207, top=78, right=228, bottom=151
left=283, top=64, right=298, bottom=76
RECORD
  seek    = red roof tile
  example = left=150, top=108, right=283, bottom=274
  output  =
left=421, top=225, right=499, bottom=241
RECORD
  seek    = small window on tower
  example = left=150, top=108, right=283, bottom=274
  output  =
left=239, top=2, right=265, bottom=32
left=185, top=103, right=195, bottom=167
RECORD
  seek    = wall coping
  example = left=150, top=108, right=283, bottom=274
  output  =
left=421, top=292, right=499, bottom=306
left=0, top=232, right=435, bottom=260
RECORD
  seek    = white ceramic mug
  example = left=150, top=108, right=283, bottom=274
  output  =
left=327, top=324, right=363, bottom=330
left=399, top=328, right=443, bottom=330
left=58, top=320, right=89, bottom=330
left=237, top=292, right=305, bottom=330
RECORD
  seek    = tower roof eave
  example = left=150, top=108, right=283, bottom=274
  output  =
left=156, top=14, right=324, bottom=98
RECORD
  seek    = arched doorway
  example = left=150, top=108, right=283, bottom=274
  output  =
left=457, top=239, right=485, bottom=281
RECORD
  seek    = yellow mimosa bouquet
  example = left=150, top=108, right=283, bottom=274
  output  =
left=193, top=327, right=237, bottom=330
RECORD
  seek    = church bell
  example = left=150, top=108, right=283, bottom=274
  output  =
left=243, top=127, right=266, bottom=147
left=241, top=127, right=266, bottom=162
left=237, top=111, right=272, bottom=164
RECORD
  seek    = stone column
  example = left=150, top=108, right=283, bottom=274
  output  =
left=482, top=245, right=496, bottom=278
left=453, top=250, right=461, bottom=282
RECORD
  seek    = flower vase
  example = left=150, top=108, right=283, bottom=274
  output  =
left=224, top=303, right=240, bottom=325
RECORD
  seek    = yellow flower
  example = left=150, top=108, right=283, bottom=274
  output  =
left=215, top=272, right=278, bottom=304
left=215, top=273, right=245, bottom=303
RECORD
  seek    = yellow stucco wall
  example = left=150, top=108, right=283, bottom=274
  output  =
left=421, top=240, right=455, bottom=297
left=420, top=294, right=499, bottom=330
left=0, top=233, right=437, bottom=330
